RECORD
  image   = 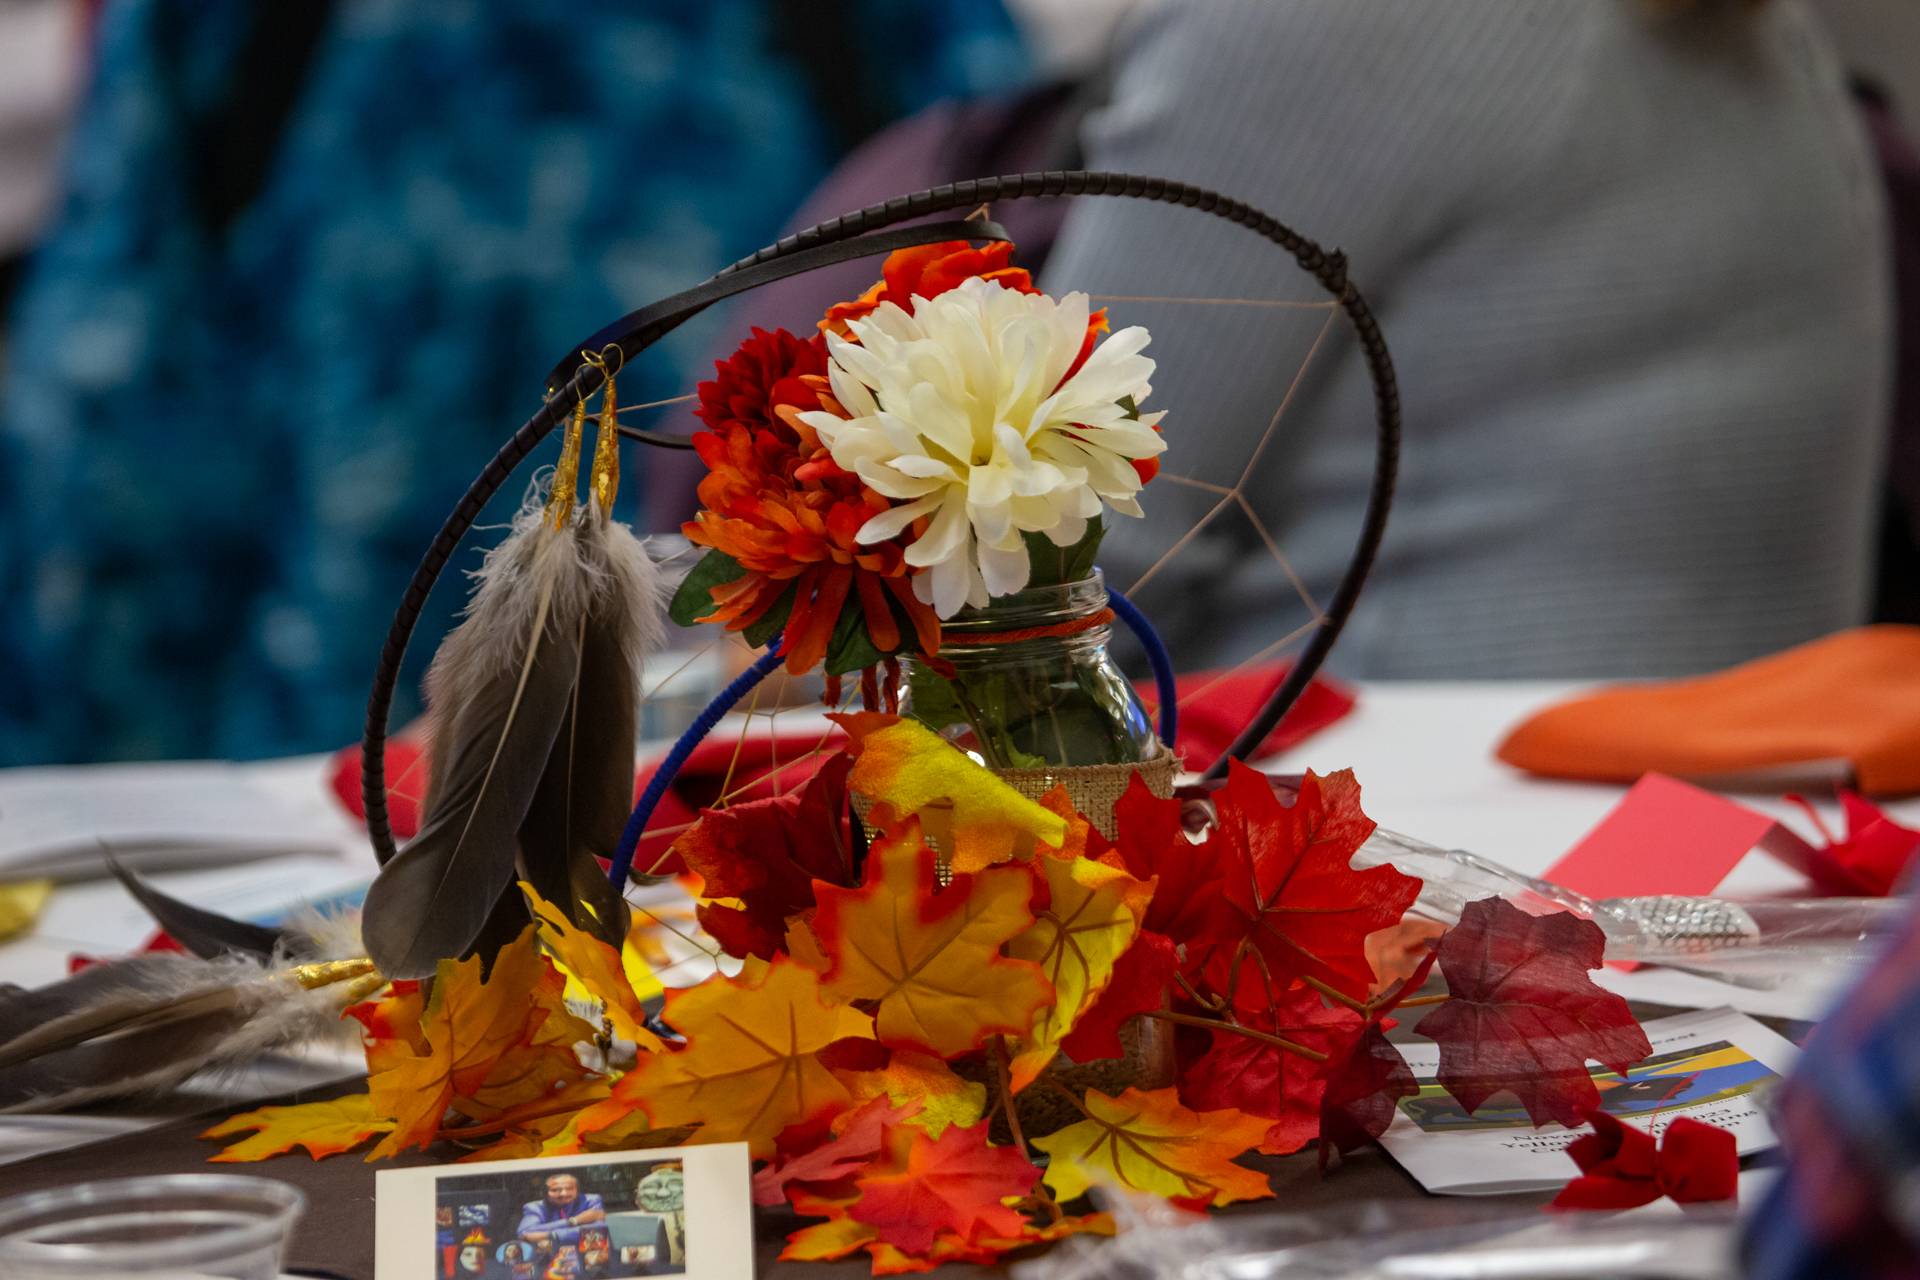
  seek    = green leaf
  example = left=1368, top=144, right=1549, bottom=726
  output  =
left=741, top=580, right=798, bottom=649
left=1022, top=515, right=1106, bottom=589
left=824, top=597, right=884, bottom=676
left=824, top=586, right=919, bottom=675
left=668, top=551, right=745, bottom=627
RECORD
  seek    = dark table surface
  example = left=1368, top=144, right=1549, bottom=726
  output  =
left=0, top=1000, right=1786, bottom=1279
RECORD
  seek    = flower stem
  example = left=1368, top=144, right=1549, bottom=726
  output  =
left=992, top=1034, right=1031, bottom=1154
left=1143, top=1009, right=1328, bottom=1064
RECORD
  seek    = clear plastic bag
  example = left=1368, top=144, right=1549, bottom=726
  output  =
left=1352, top=828, right=1905, bottom=967
left=1011, top=1193, right=1739, bottom=1280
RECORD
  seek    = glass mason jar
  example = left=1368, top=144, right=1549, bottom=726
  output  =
left=899, top=570, right=1158, bottom=769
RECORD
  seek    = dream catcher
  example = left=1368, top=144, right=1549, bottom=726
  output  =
left=38, top=176, right=1665, bottom=1276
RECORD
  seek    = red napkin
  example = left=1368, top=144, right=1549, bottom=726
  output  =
left=1548, top=1109, right=1738, bottom=1211
left=1140, top=662, right=1356, bottom=766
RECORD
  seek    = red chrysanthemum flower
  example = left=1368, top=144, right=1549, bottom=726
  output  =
left=683, top=329, right=940, bottom=674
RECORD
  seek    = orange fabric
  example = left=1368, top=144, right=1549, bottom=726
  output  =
left=1496, top=625, right=1920, bottom=796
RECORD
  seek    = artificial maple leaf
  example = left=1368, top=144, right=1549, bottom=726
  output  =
left=812, top=816, right=1051, bottom=1057
left=1057, top=929, right=1179, bottom=1063
left=1032, top=1086, right=1274, bottom=1208
left=522, top=882, right=664, bottom=1050
left=1111, top=775, right=1226, bottom=947
left=850, top=1118, right=1038, bottom=1252
left=202, top=1093, right=395, bottom=1162
left=346, top=979, right=428, bottom=1075
left=1200, top=762, right=1420, bottom=1003
left=364, top=927, right=567, bottom=1158
left=1315, top=949, right=1436, bottom=1163
left=866, top=1233, right=1001, bottom=1274
left=1417, top=897, right=1652, bottom=1128
left=835, top=715, right=1066, bottom=872
left=576, top=955, right=873, bottom=1157
left=1315, top=1022, right=1416, bottom=1165
left=834, top=1047, right=989, bottom=1139
left=1004, top=842, right=1150, bottom=1089
left=781, top=1213, right=876, bottom=1264
left=1180, top=985, right=1363, bottom=1155
left=678, top=753, right=859, bottom=958
left=754, top=1096, right=921, bottom=1206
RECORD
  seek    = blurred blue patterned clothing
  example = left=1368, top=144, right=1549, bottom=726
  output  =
left=1744, top=900, right=1920, bottom=1278
left=0, top=0, right=1027, bottom=764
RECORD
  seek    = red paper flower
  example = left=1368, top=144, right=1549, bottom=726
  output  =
left=682, top=327, right=940, bottom=673
left=1548, top=1109, right=1738, bottom=1210
left=1783, top=791, right=1920, bottom=896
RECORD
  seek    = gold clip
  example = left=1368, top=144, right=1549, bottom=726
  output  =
left=585, top=346, right=622, bottom=513
left=546, top=393, right=588, bottom=531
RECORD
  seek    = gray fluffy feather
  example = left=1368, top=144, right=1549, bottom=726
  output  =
left=362, top=479, right=662, bottom=980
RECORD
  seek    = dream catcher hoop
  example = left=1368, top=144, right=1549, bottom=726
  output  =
left=357, top=170, right=1400, bottom=889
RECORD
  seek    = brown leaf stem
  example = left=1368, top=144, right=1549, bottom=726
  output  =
left=1142, top=1008, right=1328, bottom=1064
left=1300, top=974, right=1368, bottom=1013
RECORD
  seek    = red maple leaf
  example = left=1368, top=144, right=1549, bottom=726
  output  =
left=1058, top=930, right=1179, bottom=1063
left=1416, top=898, right=1652, bottom=1128
left=1316, top=1021, right=1417, bottom=1166
left=1110, top=776, right=1227, bottom=948
left=1198, top=762, right=1420, bottom=1003
left=1314, top=949, right=1435, bottom=1164
left=754, top=1095, right=919, bottom=1206
left=848, top=1119, right=1038, bottom=1253
left=677, top=753, right=858, bottom=958
left=1180, top=984, right=1362, bottom=1155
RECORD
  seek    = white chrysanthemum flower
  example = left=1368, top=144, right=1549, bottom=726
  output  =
left=796, top=277, right=1167, bottom=619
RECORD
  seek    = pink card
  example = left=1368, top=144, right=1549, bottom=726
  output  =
left=1544, top=772, right=1779, bottom=901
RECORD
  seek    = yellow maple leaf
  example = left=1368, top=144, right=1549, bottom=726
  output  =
left=844, top=718, right=1065, bottom=872
left=836, top=1048, right=987, bottom=1140
left=521, top=881, right=664, bottom=1051
left=813, top=817, right=1051, bottom=1057
left=581, top=956, right=873, bottom=1158
left=1004, top=846, right=1149, bottom=1090
left=780, top=1214, right=876, bottom=1263
left=1032, top=1086, right=1276, bottom=1208
left=202, top=1093, right=394, bottom=1163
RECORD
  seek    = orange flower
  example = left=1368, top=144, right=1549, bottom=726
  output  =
left=822, top=240, right=1041, bottom=337
left=683, top=328, right=940, bottom=673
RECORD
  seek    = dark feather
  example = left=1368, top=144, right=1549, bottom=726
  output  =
left=517, top=554, right=637, bottom=949
left=362, top=582, right=583, bottom=980
left=106, top=854, right=299, bottom=961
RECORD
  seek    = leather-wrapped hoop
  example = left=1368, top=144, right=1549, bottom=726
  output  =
left=360, top=171, right=1400, bottom=863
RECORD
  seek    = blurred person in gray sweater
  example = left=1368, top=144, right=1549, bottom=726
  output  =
left=1043, top=0, right=1892, bottom=678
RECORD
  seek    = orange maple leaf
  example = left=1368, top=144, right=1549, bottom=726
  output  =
left=849, top=1118, right=1037, bottom=1252
left=834, top=1047, right=988, bottom=1139
left=201, top=1093, right=394, bottom=1162
left=1031, top=1086, right=1275, bottom=1208
left=812, top=816, right=1051, bottom=1057
left=579, top=955, right=873, bottom=1157
left=363, top=927, right=596, bottom=1159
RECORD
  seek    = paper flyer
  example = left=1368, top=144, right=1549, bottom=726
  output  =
left=1377, top=1006, right=1800, bottom=1195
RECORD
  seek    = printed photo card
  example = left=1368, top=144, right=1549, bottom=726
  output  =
left=376, top=1143, right=752, bottom=1280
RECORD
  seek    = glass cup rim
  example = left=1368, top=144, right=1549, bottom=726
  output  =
left=0, top=1173, right=306, bottom=1269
